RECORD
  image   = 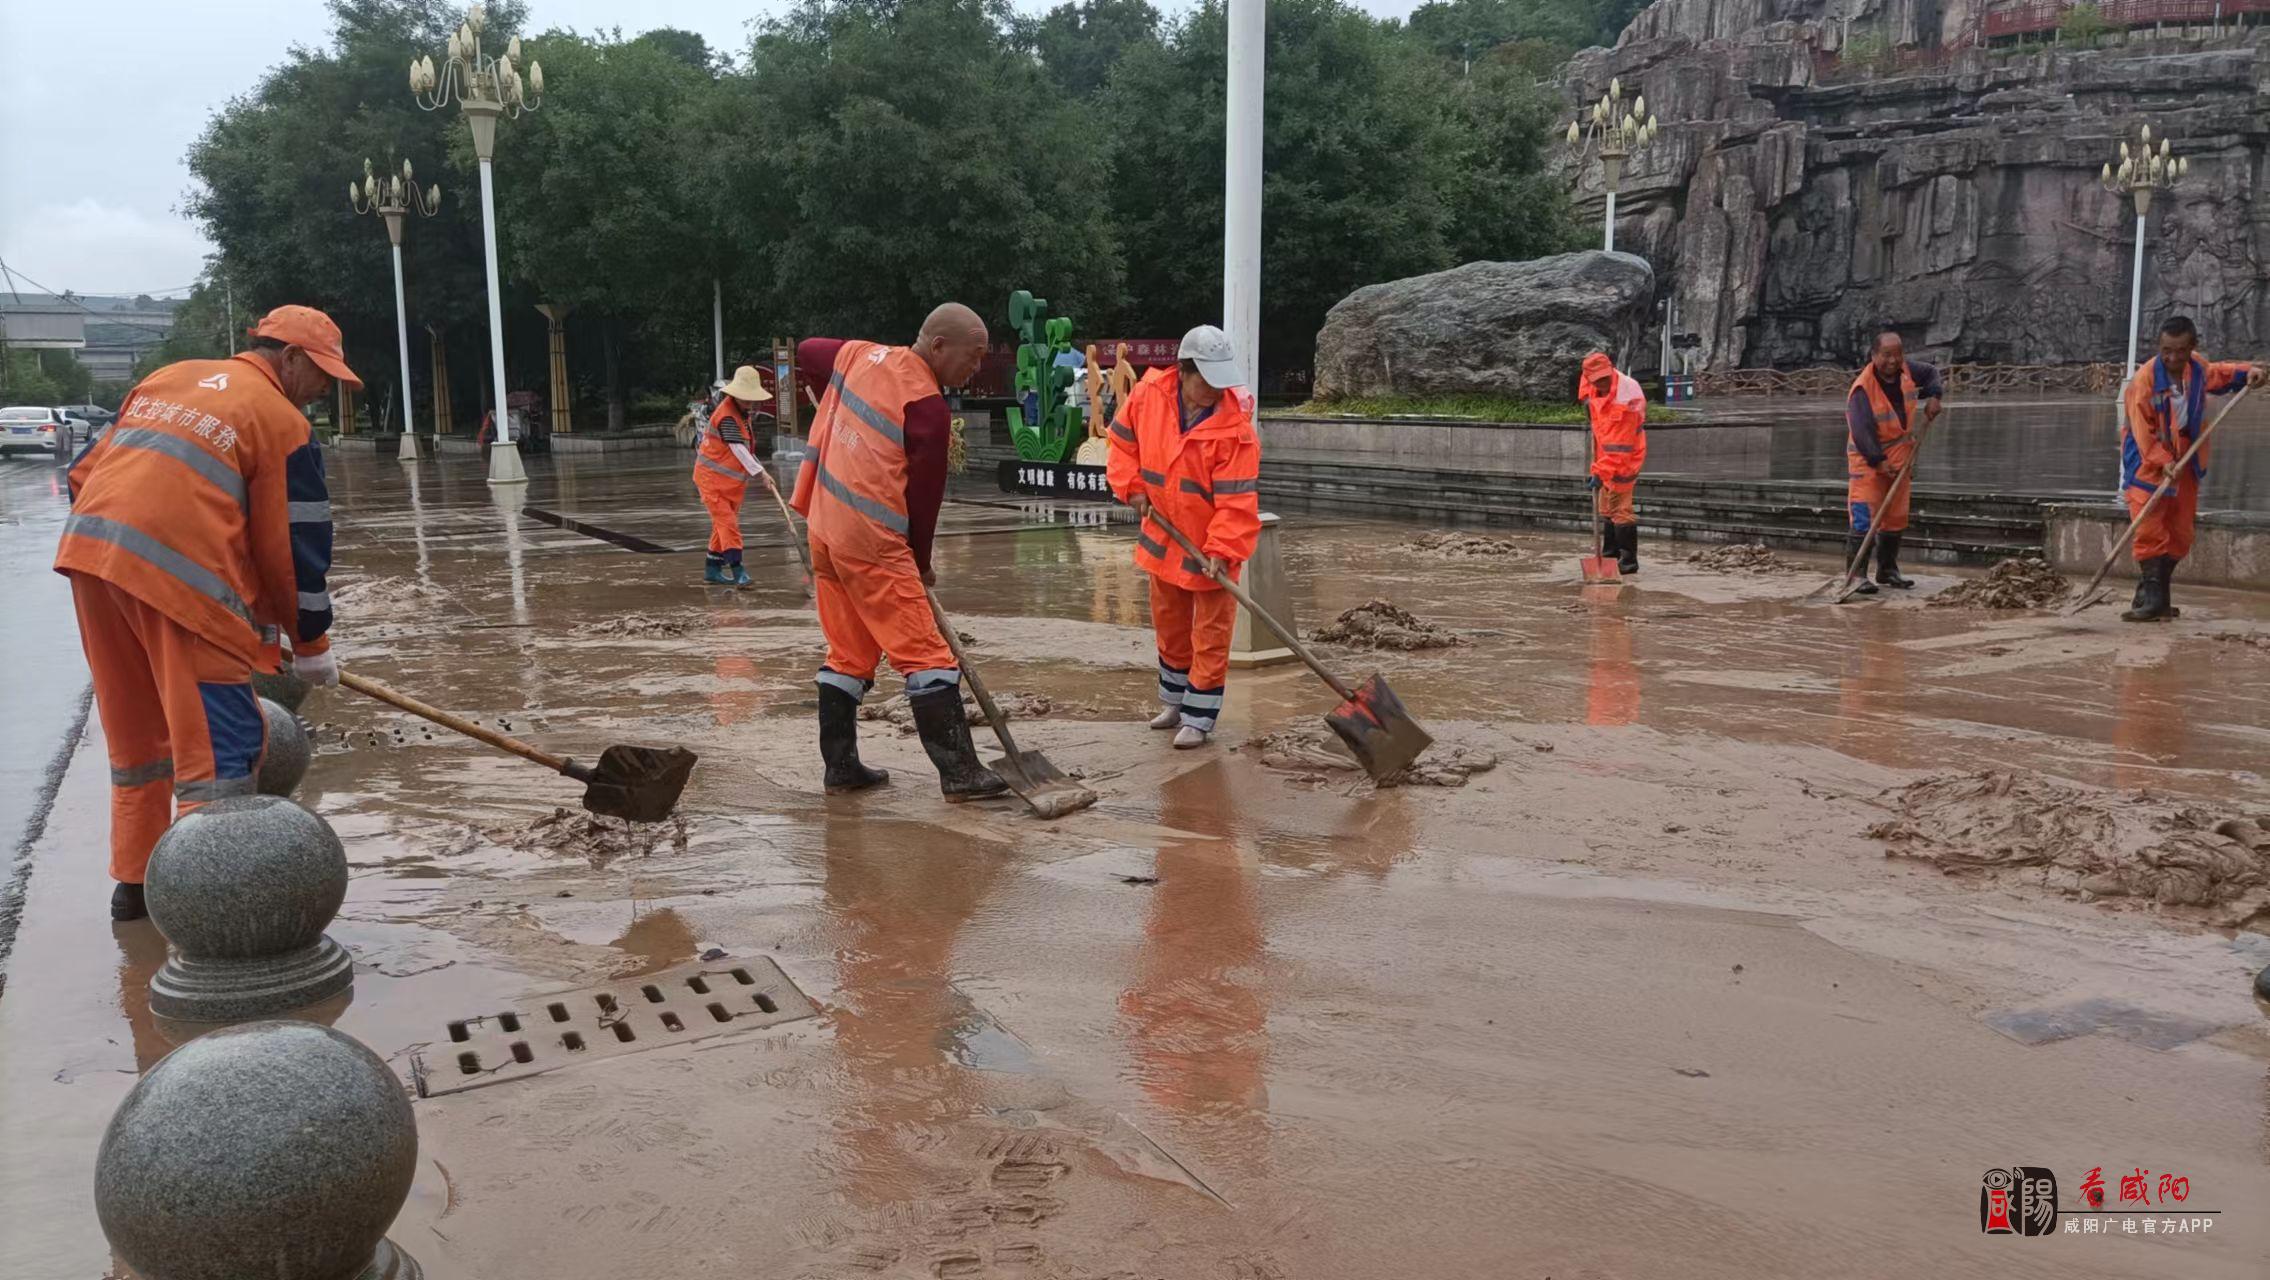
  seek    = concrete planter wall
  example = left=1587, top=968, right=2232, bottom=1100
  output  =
left=2044, top=504, right=2270, bottom=589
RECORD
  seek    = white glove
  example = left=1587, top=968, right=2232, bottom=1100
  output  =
left=291, top=650, right=340, bottom=688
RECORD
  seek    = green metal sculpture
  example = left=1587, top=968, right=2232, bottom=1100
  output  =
left=1006, top=289, right=1085, bottom=463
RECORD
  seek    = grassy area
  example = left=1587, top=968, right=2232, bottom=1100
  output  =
left=1277, top=393, right=1685, bottom=424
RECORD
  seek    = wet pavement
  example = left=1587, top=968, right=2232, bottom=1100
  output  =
left=3, top=446, right=2268, bottom=1277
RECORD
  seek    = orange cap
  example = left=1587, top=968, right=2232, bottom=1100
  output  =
left=1581, top=351, right=1614, bottom=381
left=249, top=305, right=362, bottom=389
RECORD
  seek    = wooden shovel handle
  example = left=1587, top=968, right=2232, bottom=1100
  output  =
left=1145, top=508, right=1358, bottom=703
left=924, top=590, right=1026, bottom=759
left=339, top=671, right=574, bottom=776
left=2071, top=383, right=2249, bottom=606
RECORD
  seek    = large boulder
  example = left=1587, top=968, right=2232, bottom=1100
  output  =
left=1312, top=252, right=1657, bottom=402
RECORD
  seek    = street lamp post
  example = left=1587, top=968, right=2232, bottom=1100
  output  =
left=410, top=3, right=544, bottom=487
left=2101, top=124, right=2187, bottom=496
left=1564, top=78, right=1660, bottom=254
left=1223, top=0, right=1264, bottom=397
left=349, top=158, right=442, bottom=462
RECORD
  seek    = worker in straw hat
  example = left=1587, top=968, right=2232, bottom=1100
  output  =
left=692, top=364, right=774, bottom=586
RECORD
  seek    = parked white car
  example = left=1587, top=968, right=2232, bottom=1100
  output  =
left=0, top=406, right=74, bottom=455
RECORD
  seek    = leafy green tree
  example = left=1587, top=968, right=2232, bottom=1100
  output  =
left=2, top=349, right=94, bottom=407
left=1030, top=0, right=1162, bottom=98
left=129, top=281, right=236, bottom=380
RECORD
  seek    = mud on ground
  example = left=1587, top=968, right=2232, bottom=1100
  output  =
left=1311, top=600, right=1466, bottom=650
left=1243, top=722, right=1497, bottom=789
left=578, top=614, right=690, bottom=638
left=858, top=690, right=1094, bottom=733
left=1685, top=543, right=1801, bottom=574
left=1401, top=531, right=1524, bottom=559
left=1928, top=557, right=2068, bottom=610
left=490, top=806, right=692, bottom=868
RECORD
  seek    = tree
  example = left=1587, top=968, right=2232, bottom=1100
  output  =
left=1031, top=0, right=1161, bottom=98
left=129, top=281, right=235, bottom=380
left=2059, top=3, right=2109, bottom=46
left=2, top=349, right=95, bottom=406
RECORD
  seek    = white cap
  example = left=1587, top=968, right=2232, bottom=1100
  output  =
left=1178, top=324, right=1244, bottom=390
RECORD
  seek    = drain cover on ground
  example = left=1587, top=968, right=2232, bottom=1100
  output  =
left=412, top=956, right=817, bottom=1097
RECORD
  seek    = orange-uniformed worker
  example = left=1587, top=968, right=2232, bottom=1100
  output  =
left=55, top=305, right=352, bottom=921
left=1579, top=351, right=1648, bottom=575
left=790, top=303, right=1007, bottom=802
left=1843, top=329, right=1944, bottom=595
left=2118, top=315, right=2260, bottom=621
left=1107, top=324, right=1262, bottom=750
left=692, top=364, right=774, bottom=586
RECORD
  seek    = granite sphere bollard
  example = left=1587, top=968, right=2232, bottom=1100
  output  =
left=95, top=1020, right=423, bottom=1280
left=145, top=795, right=354, bottom=1022
left=250, top=666, right=311, bottom=712
left=257, top=696, right=312, bottom=796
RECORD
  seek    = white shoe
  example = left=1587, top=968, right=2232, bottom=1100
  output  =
left=1172, top=725, right=1209, bottom=750
left=1149, top=707, right=1182, bottom=730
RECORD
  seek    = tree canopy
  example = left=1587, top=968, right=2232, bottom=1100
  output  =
left=178, top=0, right=1583, bottom=416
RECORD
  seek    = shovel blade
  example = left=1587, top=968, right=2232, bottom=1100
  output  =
left=985, top=749, right=1098, bottom=820
left=1324, top=673, right=1433, bottom=781
left=581, top=744, right=699, bottom=823
left=1578, top=555, right=1623, bottom=586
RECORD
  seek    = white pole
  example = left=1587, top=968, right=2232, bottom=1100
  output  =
left=2118, top=204, right=2146, bottom=499
left=477, top=154, right=526, bottom=484
left=1604, top=187, right=1618, bottom=253
left=390, top=241, right=420, bottom=461
left=1223, top=0, right=1264, bottom=392
left=712, top=278, right=725, bottom=382
left=225, top=280, right=236, bottom=354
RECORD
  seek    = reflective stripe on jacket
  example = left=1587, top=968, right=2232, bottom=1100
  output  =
left=1847, top=362, right=1918, bottom=477
left=55, top=352, right=333, bottom=665
left=1105, top=366, right=1262, bottom=592
left=790, top=341, right=936, bottom=560
left=1582, top=369, right=1647, bottom=491
left=695, top=398, right=751, bottom=487
left=2122, top=354, right=2247, bottom=492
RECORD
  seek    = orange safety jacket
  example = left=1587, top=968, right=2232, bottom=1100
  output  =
left=2121, top=354, right=2248, bottom=491
left=54, top=352, right=334, bottom=666
left=694, top=397, right=753, bottom=487
left=791, top=341, right=937, bottom=561
left=1582, top=370, right=1648, bottom=491
left=1105, top=366, right=1262, bottom=592
left=1847, top=362, right=1921, bottom=477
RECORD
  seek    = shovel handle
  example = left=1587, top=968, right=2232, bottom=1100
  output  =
left=1145, top=508, right=1358, bottom=703
left=923, top=590, right=1028, bottom=760
left=2068, top=383, right=2249, bottom=611
left=339, top=672, right=573, bottom=777
left=752, top=463, right=817, bottom=588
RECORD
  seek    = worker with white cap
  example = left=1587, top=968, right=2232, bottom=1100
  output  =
left=1105, top=324, right=1262, bottom=749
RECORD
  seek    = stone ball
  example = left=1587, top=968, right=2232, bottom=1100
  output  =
left=250, top=667, right=310, bottom=713
left=146, top=795, right=347, bottom=961
left=94, top=1020, right=418, bottom=1280
left=257, top=697, right=312, bottom=797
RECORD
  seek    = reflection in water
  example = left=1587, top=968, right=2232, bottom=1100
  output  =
left=1834, top=624, right=1912, bottom=769
left=1119, top=761, right=1270, bottom=1178
left=113, top=923, right=172, bottom=1073
left=708, top=655, right=765, bottom=728
left=610, top=905, right=699, bottom=978
left=2112, top=657, right=2187, bottom=790
left=820, top=818, right=1008, bottom=1205
left=1585, top=608, right=1640, bottom=727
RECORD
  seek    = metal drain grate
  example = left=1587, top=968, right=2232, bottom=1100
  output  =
left=412, top=956, right=817, bottom=1097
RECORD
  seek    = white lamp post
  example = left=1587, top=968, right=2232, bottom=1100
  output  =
left=1564, top=78, right=1661, bottom=254
left=2101, top=125, right=2186, bottom=497
left=1223, top=0, right=1263, bottom=394
left=349, top=157, right=442, bottom=462
left=410, top=3, right=544, bottom=487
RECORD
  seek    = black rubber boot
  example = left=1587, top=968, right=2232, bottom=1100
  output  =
left=1875, top=531, right=1914, bottom=589
left=1840, top=535, right=1877, bottom=598
left=2122, top=556, right=2178, bottom=622
left=1614, top=522, right=1640, bottom=575
left=908, top=685, right=1008, bottom=802
left=2162, top=556, right=2182, bottom=619
left=111, top=882, right=147, bottom=922
left=818, top=684, right=889, bottom=794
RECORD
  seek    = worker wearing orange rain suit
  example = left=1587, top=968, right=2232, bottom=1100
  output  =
left=693, top=364, right=773, bottom=586
left=791, top=305, right=1007, bottom=803
left=1107, top=324, right=1261, bottom=750
left=54, top=305, right=351, bottom=922
left=2116, top=314, right=2259, bottom=622
left=1842, top=330, right=1943, bottom=596
left=1579, top=351, right=1648, bottom=575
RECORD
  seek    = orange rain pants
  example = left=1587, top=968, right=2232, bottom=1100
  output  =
left=810, top=538, right=957, bottom=700
left=71, top=575, right=267, bottom=884
left=1594, top=486, right=1635, bottom=524
left=694, top=467, right=747, bottom=564
left=1150, top=576, right=1238, bottom=732
left=2126, top=470, right=2199, bottom=563
left=1847, top=439, right=1914, bottom=535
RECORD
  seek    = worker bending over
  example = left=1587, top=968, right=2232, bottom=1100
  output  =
left=693, top=365, right=773, bottom=586
left=1107, top=325, right=1261, bottom=750
left=2118, top=316, right=2259, bottom=621
left=1579, top=351, right=1648, bottom=574
left=54, top=306, right=349, bottom=921
left=791, top=304, right=1007, bottom=802
left=1843, top=330, right=1943, bottom=595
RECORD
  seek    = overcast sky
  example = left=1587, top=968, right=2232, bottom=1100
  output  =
left=0, top=0, right=1424, bottom=299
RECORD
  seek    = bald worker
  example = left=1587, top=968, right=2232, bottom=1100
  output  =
left=790, top=304, right=1007, bottom=803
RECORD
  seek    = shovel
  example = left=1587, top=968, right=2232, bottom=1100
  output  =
left=749, top=461, right=816, bottom=595
left=339, top=672, right=697, bottom=823
left=1148, top=510, right=1433, bottom=780
left=2066, top=383, right=2249, bottom=615
left=924, top=591, right=1100, bottom=820
left=1577, top=416, right=1621, bottom=585
left=1802, top=405, right=1946, bottom=605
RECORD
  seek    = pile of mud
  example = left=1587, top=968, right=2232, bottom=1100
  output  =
left=1311, top=600, right=1465, bottom=650
left=1684, top=543, right=1799, bottom=574
left=859, top=691, right=1073, bottom=732
left=329, top=575, right=454, bottom=614
left=1867, top=769, right=2270, bottom=921
left=496, top=807, right=690, bottom=868
left=1246, top=724, right=1496, bottom=789
left=1928, top=558, right=2068, bottom=610
left=2212, top=631, right=2270, bottom=650
left=579, top=615, right=690, bottom=638
left=1402, top=531, right=1522, bottom=559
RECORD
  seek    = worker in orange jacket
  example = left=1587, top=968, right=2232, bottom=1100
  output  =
left=2118, top=315, right=2260, bottom=621
left=693, top=364, right=774, bottom=586
left=55, top=305, right=351, bottom=921
left=1106, top=325, right=1262, bottom=750
left=1842, top=330, right=1944, bottom=596
left=790, top=303, right=1007, bottom=802
left=1578, top=351, right=1648, bottom=574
